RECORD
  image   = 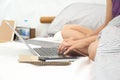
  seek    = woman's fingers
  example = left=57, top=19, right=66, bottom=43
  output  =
left=58, top=41, right=70, bottom=54
left=58, top=39, right=80, bottom=55
left=59, top=40, right=77, bottom=55
left=64, top=47, right=73, bottom=55
left=64, top=44, right=88, bottom=56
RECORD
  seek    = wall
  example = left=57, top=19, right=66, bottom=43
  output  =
left=0, top=0, right=106, bottom=37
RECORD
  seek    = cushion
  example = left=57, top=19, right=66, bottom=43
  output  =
left=47, top=2, right=106, bottom=35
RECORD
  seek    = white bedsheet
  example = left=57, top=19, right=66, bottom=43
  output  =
left=0, top=37, right=94, bottom=80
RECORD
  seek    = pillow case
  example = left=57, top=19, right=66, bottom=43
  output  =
left=47, top=2, right=106, bottom=35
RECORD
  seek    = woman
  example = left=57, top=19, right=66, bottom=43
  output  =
left=58, top=0, right=120, bottom=60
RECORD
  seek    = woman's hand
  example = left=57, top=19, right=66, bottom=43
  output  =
left=58, top=39, right=75, bottom=54
left=58, top=39, right=89, bottom=56
left=64, top=40, right=88, bottom=56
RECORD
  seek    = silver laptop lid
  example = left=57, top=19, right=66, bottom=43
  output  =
left=5, top=21, right=40, bottom=56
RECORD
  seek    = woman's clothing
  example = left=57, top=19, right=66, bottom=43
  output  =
left=112, top=0, right=120, bottom=18
left=94, top=15, right=120, bottom=80
left=93, top=1, right=120, bottom=80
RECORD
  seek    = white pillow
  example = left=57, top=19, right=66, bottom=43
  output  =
left=53, top=31, right=63, bottom=42
left=47, top=2, right=106, bottom=35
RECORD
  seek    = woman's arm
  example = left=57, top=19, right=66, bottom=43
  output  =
left=88, top=0, right=113, bottom=36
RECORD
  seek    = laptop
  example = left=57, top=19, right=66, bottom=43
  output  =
left=6, top=21, right=81, bottom=62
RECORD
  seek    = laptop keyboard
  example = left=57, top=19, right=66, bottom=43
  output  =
left=26, top=40, right=60, bottom=48
left=33, top=47, right=58, bottom=56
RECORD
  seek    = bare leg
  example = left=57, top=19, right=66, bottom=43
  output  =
left=61, top=24, right=95, bottom=58
left=61, top=24, right=94, bottom=40
left=88, top=41, right=99, bottom=60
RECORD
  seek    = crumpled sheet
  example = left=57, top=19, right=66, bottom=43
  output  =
left=0, top=56, right=94, bottom=80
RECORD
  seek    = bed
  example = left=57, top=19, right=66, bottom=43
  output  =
left=0, top=37, right=94, bottom=80
left=0, top=2, right=106, bottom=80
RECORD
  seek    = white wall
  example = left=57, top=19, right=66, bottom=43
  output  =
left=0, top=0, right=106, bottom=37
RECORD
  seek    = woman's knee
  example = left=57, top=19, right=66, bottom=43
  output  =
left=61, top=24, right=93, bottom=40
left=61, top=24, right=76, bottom=31
left=61, top=25, right=84, bottom=40
left=88, top=41, right=98, bottom=60
left=62, top=24, right=93, bottom=35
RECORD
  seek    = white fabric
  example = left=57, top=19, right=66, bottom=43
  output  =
left=48, top=2, right=106, bottom=35
left=94, top=16, right=120, bottom=80
left=0, top=37, right=94, bottom=80
left=53, top=31, right=63, bottom=42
